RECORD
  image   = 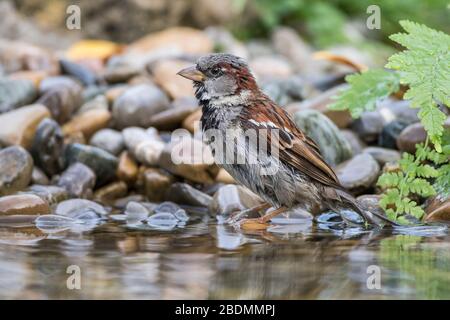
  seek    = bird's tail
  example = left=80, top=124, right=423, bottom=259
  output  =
left=334, top=189, right=399, bottom=228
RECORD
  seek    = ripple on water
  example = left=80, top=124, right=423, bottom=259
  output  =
left=392, top=223, right=448, bottom=237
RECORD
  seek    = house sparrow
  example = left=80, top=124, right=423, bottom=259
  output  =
left=178, top=53, right=394, bottom=229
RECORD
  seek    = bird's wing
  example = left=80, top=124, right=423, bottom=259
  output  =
left=241, top=97, right=342, bottom=189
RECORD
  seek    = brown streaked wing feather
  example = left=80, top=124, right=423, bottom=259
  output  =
left=246, top=96, right=341, bottom=189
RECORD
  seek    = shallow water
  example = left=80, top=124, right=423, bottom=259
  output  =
left=0, top=215, right=449, bottom=300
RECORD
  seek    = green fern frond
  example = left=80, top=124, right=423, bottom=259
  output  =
left=329, top=69, right=400, bottom=118
left=379, top=188, right=399, bottom=210
left=377, top=172, right=403, bottom=188
left=408, top=178, right=436, bottom=197
left=415, top=164, right=439, bottom=178
left=386, top=20, right=450, bottom=151
left=399, top=153, right=417, bottom=174
left=434, top=163, right=450, bottom=199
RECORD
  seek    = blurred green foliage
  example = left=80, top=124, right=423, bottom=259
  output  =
left=380, top=235, right=450, bottom=299
left=232, top=0, right=449, bottom=48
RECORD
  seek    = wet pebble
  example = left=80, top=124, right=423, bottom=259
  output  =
left=215, top=168, right=235, bottom=184
left=137, top=167, right=174, bottom=202
left=378, top=99, right=419, bottom=125
left=55, top=198, right=107, bottom=218
left=31, top=167, right=49, bottom=185
left=166, top=182, right=213, bottom=208
left=31, top=118, right=64, bottom=176
left=287, top=84, right=352, bottom=128
left=146, top=212, right=179, bottom=230
left=0, top=104, right=50, bottom=148
left=103, top=64, right=140, bottom=83
left=271, top=27, right=315, bottom=75
left=112, top=194, right=145, bottom=210
left=294, top=109, right=352, bottom=166
left=57, top=162, right=96, bottom=198
left=426, top=198, right=450, bottom=222
left=395, top=120, right=450, bottom=154
left=341, top=129, right=366, bottom=155
left=210, top=185, right=263, bottom=216
left=60, top=59, right=97, bottom=86
left=0, top=40, right=59, bottom=74
left=336, top=153, right=380, bottom=194
left=25, top=184, right=68, bottom=205
left=112, top=84, right=170, bottom=129
left=250, top=55, right=293, bottom=79
left=158, top=135, right=218, bottom=183
left=122, top=127, right=165, bottom=166
left=356, top=194, right=382, bottom=212
left=362, top=147, right=401, bottom=166
left=378, top=120, right=409, bottom=149
left=94, top=181, right=127, bottom=202
left=76, top=94, right=109, bottom=115
left=182, top=108, right=202, bottom=133
left=0, top=194, right=50, bottom=215
left=116, top=151, right=139, bottom=184
left=64, top=143, right=118, bottom=186
left=260, top=76, right=311, bottom=106
left=269, top=207, right=312, bottom=224
left=351, top=111, right=385, bottom=142
left=396, top=122, right=428, bottom=153
left=124, top=201, right=149, bottom=223
left=154, top=201, right=181, bottom=214
left=89, top=128, right=124, bottom=155
left=38, top=76, right=83, bottom=123
left=0, top=146, right=33, bottom=196
left=152, top=201, right=189, bottom=222
left=126, top=26, right=213, bottom=58
left=148, top=97, right=199, bottom=130
left=0, top=78, right=37, bottom=113
left=9, top=70, right=47, bottom=87
left=62, top=109, right=111, bottom=140
left=151, top=59, right=196, bottom=99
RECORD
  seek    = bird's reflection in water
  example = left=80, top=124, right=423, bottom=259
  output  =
left=0, top=217, right=448, bottom=299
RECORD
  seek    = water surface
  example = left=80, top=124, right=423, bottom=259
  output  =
left=0, top=216, right=449, bottom=299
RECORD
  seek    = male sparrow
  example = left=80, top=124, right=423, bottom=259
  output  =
left=178, top=53, right=393, bottom=229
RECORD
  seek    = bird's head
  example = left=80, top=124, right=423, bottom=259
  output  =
left=177, top=53, right=257, bottom=101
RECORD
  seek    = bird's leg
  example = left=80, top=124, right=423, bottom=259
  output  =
left=226, top=203, right=271, bottom=224
left=238, top=206, right=288, bottom=230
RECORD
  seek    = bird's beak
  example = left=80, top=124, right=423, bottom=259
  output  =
left=177, top=65, right=205, bottom=82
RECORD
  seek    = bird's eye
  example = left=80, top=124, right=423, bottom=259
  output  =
left=211, top=67, right=221, bottom=76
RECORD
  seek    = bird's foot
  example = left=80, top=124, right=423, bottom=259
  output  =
left=238, top=217, right=270, bottom=230
left=235, top=206, right=288, bottom=231
left=226, top=203, right=270, bottom=224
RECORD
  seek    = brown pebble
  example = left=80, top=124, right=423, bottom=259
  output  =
left=0, top=104, right=50, bottom=148
left=137, top=167, right=174, bottom=202
left=117, top=151, right=139, bottom=184
left=425, top=198, right=450, bottom=222
left=152, top=59, right=196, bottom=99
left=62, top=109, right=111, bottom=139
left=215, top=168, right=235, bottom=184
left=182, top=109, right=202, bottom=133
left=0, top=194, right=50, bottom=216
left=94, top=181, right=128, bottom=202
